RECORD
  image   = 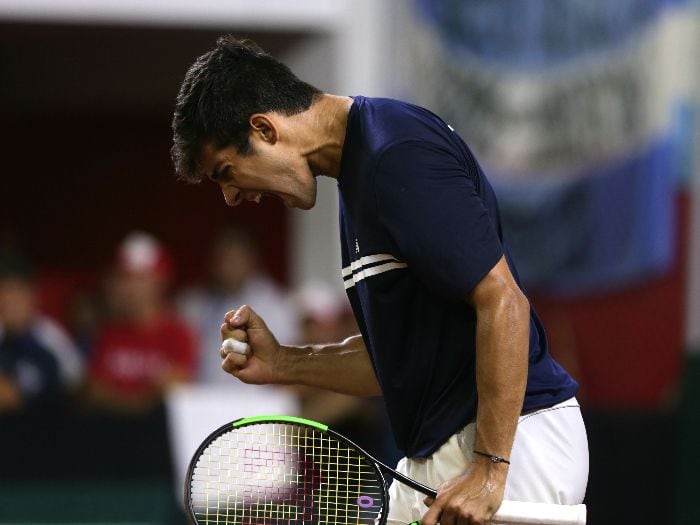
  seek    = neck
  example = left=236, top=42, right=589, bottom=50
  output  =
left=302, top=94, right=353, bottom=180
left=126, top=301, right=161, bottom=326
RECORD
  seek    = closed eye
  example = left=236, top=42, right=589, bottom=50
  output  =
left=211, top=165, right=233, bottom=183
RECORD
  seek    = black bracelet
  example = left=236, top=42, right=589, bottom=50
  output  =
left=472, top=450, right=511, bottom=465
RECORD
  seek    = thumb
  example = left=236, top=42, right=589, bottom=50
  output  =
left=423, top=496, right=435, bottom=507
left=420, top=499, right=442, bottom=525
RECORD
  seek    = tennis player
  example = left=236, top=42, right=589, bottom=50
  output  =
left=171, top=36, right=588, bottom=525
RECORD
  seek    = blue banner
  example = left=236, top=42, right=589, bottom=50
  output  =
left=494, top=129, right=679, bottom=294
left=405, top=0, right=694, bottom=294
left=415, top=0, right=688, bottom=69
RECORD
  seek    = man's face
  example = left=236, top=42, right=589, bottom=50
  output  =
left=210, top=242, right=257, bottom=293
left=198, top=124, right=318, bottom=210
left=0, top=278, right=34, bottom=332
left=106, top=270, right=164, bottom=320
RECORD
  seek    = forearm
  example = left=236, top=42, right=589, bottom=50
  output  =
left=420, top=286, right=530, bottom=525
left=473, top=287, right=530, bottom=464
left=280, top=334, right=382, bottom=396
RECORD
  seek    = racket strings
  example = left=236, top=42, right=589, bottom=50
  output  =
left=190, top=423, right=385, bottom=524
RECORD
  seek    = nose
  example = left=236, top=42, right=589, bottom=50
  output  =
left=221, top=186, right=242, bottom=207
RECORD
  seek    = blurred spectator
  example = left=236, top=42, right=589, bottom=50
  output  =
left=84, top=232, right=196, bottom=413
left=68, top=291, right=104, bottom=358
left=0, top=249, right=82, bottom=413
left=178, top=225, right=298, bottom=384
left=295, top=280, right=355, bottom=346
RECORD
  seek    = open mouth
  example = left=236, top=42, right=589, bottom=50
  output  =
left=262, top=192, right=282, bottom=201
left=262, top=192, right=291, bottom=207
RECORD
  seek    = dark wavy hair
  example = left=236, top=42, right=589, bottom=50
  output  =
left=171, top=36, right=321, bottom=183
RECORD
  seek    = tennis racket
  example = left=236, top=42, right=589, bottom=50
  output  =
left=185, top=415, right=586, bottom=525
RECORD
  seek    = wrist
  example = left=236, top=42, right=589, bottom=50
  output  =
left=471, top=452, right=510, bottom=478
left=472, top=449, right=510, bottom=465
left=277, top=344, right=313, bottom=385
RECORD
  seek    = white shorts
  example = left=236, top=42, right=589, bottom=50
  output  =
left=386, top=397, right=589, bottom=524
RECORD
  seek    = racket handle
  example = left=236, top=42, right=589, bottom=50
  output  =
left=405, top=501, right=586, bottom=525
left=492, top=501, right=586, bottom=525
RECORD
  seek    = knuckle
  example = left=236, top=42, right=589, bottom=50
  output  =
left=435, top=494, right=450, bottom=506
left=226, top=354, right=244, bottom=365
left=222, top=354, right=243, bottom=370
left=231, top=329, right=247, bottom=341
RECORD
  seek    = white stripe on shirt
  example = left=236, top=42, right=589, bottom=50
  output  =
left=341, top=253, right=399, bottom=278
left=344, top=261, right=408, bottom=289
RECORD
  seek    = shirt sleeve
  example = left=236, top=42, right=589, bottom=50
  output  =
left=374, top=140, right=503, bottom=299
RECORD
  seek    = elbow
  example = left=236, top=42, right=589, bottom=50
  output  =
left=476, top=278, right=531, bottom=336
left=468, top=256, right=531, bottom=327
left=476, top=274, right=529, bottom=319
left=509, top=286, right=530, bottom=318
left=500, top=284, right=530, bottom=330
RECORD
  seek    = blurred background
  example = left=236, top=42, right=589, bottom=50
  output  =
left=0, top=1, right=698, bottom=524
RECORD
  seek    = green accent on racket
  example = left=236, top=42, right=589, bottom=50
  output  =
left=233, top=414, right=329, bottom=431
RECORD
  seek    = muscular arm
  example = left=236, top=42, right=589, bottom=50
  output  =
left=222, top=306, right=381, bottom=397
left=470, top=254, right=529, bottom=469
left=423, top=255, right=530, bottom=525
left=282, top=335, right=381, bottom=396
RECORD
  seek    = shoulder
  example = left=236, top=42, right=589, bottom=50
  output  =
left=355, top=97, right=439, bottom=124
left=32, top=316, right=79, bottom=357
left=353, top=97, right=456, bottom=157
left=33, top=316, right=83, bottom=384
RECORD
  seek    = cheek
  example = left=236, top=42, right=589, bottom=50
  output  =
left=267, top=153, right=304, bottom=181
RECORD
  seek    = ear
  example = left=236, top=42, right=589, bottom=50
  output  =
left=249, top=114, right=278, bottom=145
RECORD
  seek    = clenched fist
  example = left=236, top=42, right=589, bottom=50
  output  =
left=220, top=305, right=286, bottom=385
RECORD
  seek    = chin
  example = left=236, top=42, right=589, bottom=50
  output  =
left=296, top=184, right=317, bottom=210
left=292, top=199, right=315, bottom=211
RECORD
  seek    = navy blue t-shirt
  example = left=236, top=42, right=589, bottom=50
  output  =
left=338, top=97, right=578, bottom=458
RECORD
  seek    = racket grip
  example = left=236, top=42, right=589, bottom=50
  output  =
left=492, top=501, right=586, bottom=525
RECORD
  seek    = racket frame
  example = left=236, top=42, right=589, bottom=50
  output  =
left=184, top=415, right=398, bottom=525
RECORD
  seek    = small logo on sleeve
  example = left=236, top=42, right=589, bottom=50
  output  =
left=355, top=238, right=360, bottom=254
